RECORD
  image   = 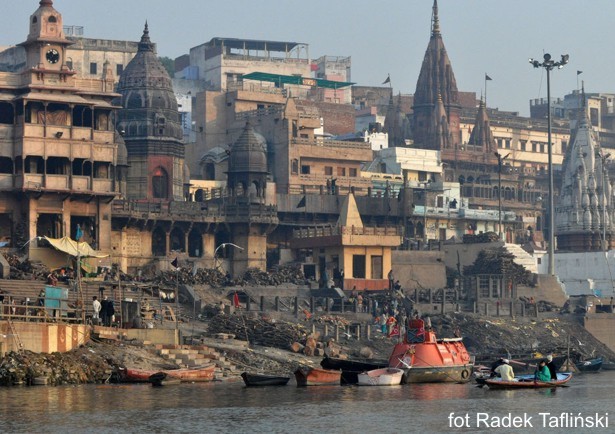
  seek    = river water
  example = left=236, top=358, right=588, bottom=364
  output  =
left=0, top=371, right=613, bottom=434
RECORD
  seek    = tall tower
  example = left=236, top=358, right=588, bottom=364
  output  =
left=412, top=0, right=461, bottom=150
left=115, top=23, right=185, bottom=201
left=225, top=121, right=278, bottom=276
left=555, top=103, right=613, bottom=252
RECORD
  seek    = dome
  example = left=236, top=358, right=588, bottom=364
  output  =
left=227, top=121, right=268, bottom=174
left=200, top=146, right=230, bottom=164
left=115, top=23, right=182, bottom=141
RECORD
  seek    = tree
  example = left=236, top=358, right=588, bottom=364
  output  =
left=158, top=56, right=175, bottom=78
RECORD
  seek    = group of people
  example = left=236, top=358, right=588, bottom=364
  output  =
left=491, top=354, right=558, bottom=382
left=92, top=295, right=115, bottom=326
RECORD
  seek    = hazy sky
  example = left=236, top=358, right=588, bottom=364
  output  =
left=3, top=0, right=614, bottom=116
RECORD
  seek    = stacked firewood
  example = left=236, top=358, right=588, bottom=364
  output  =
left=463, top=247, right=533, bottom=285
left=462, top=232, right=500, bottom=244
left=207, top=314, right=308, bottom=349
left=2, top=253, right=49, bottom=281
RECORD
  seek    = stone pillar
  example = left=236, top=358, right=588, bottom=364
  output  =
left=294, top=297, right=299, bottom=317
left=275, top=296, right=280, bottom=312
left=246, top=296, right=251, bottom=311
left=260, top=296, right=265, bottom=312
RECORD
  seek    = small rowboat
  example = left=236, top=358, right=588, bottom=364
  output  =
left=357, top=368, right=404, bottom=386
left=481, top=372, right=573, bottom=389
left=120, top=365, right=216, bottom=383
left=294, top=367, right=341, bottom=386
left=241, top=372, right=290, bottom=387
left=575, top=357, right=603, bottom=372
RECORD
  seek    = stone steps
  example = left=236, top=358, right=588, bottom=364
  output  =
left=153, top=344, right=240, bottom=377
left=504, top=243, right=538, bottom=274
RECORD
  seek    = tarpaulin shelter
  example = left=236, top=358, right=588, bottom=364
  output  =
left=43, top=236, right=108, bottom=258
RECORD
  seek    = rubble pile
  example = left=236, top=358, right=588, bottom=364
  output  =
left=464, top=247, right=533, bottom=285
left=207, top=314, right=308, bottom=349
left=429, top=313, right=615, bottom=363
left=2, top=253, right=49, bottom=281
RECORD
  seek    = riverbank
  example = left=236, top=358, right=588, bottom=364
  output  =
left=1, top=311, right=613, bottom=386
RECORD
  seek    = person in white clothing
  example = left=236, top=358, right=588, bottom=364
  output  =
left=92, top=296, right=101, bottom=320
left=494, top=359, right=515, bottom=381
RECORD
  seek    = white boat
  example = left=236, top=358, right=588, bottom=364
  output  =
left=357, top=367, right=404, bottom=386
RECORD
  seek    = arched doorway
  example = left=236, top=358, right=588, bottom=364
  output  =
left=152, top=166, right=169, bottom=199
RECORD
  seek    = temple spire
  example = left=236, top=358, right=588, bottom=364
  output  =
left=432, top=0, right=440, bottom=36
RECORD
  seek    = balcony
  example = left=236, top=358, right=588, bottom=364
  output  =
left=0, top=174, right=13, bottom=189
left=92, top=179, right=113, bottom=193
left=45, top=174, right=69, bottom=190
left=71, top=176, right=90, bottom=191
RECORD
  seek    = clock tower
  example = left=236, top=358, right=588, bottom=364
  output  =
left=18, top=0, right=73, bottom=75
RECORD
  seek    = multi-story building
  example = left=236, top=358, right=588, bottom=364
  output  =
left=0, top=0, right=122, bottom=263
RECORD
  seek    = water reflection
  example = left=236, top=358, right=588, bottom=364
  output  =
left=0, top=373, right=612, bottom=433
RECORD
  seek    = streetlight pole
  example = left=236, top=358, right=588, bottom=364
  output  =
left=422, top=181, right=431, bottom=247
left=529, top=53, right=569, bottom=276
left=213, top=242, right=244, bottom=273
left=495, top=152, right=510, bottom=241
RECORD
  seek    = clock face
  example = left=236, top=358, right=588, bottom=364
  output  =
left=46, top=48, right=60, bottom=64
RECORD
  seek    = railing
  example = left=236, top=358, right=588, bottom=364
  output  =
left=292, top=137, right=372, bottom=150
left=293, top=225, right=402, bottom=238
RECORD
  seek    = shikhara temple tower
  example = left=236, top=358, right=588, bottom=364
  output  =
left=115, top=23, right=185, bottom=201
left=555, top=102, right=614, bottom=252
left=412, top=0, right=461, bottom=151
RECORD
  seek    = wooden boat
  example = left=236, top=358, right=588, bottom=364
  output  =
left=601, top=361, right=615, bottom=370
left=320, top=356, right=388, bottom=385
left=294, top=367, right=341, bottom=386
left=241, top=372, right=290, bottom=387
left=575, top=357, right=603, bottom=372
left=120, top=365, right=216, bottom=383
left=481, top=372, right=573, bottom=389
left=149, top=372, right=182, bottom=387
left=388, top=318, right=474, bottom=383
left=357, top=368, right=404, bottom=386
left=504, top=355, right=568, bottom=374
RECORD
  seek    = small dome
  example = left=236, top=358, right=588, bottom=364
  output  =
left=227, top=122, right=268, bottom=174
left=200, top=146, right=230, bottom=164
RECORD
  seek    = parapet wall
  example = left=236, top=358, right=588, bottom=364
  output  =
left=0, top=321, right=89, bottom=356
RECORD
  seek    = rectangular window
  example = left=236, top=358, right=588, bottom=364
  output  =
left=116, top=64, right=124, bottom=76
left=324, top=166, right=333, bottom=176
left=418, top=171, right=427, bottom=182
left=352, top=255, right=366, bottom=279
left=371, top=256, right=383, bottom=279
left=479, top=276, right=490, bottom=298
left=66, top=59, right=73, bottom=70
left=90, top=62, right=97, bottom=75
left=337, top=167, right=346, bottom=176
left=301, top=165, right=310, bottom=175
left=349, top=168, right=357, bottom=177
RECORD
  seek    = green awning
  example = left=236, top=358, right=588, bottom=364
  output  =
left=242, top=72, right=354, bottom=89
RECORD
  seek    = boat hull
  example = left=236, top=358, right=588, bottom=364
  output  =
left=357, top=368, right=404, bottom=386
left=294, top=367, right=341, bottom=386
left=320, top=357, right=388, bottom=385
left=121, top=365, right=215, bottom=383
left=483, top=372, right=573, bottom=389
left=576, top=357, right=603, bottom=372
left=241, top=372, right=290, bottom=387
left=401, top=364, right=474, bottom=384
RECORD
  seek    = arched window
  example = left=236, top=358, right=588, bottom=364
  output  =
left=48, top=16, right=57, bottom=23
left=152, top=167, right=169, bottom=199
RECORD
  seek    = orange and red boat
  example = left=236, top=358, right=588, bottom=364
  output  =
left=120, top=365, right=216, bottom=383
left=388, top=318, right=473, bottom=383
left=294, top=367, right=341, bottom=386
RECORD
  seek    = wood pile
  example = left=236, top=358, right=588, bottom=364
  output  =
left=2, top=253, right=49, bottom=281
left=462, top=231, right=500, bottom=244
left=153, top=268, right=227, bottom=287
left=233, top=264, right=306, bottom=286
left=207, top=314, right=308, bottom=349
left=463, top=247, right=533, bottom=285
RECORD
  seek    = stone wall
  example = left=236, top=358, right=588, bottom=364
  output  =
left=392, top=250, right=446, bottom=290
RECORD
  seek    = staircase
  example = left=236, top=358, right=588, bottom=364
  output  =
left=152, top=344, right=242, bottom=379
left=504, top=243, right=538, bottom=274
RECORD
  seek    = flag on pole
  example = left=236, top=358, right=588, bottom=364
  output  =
left=382, top=74, right=391, bottom=85
left=577, top=70, right=583, bottom=75
left=75, top=224, right=83, bottom=241
left=485, top=74, right=492, bottom=81
left=171, top=257, right=178, bottom=269
left=296, top=195, right=306, bottom=208
left=233, top=291, right=240, bottom=308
